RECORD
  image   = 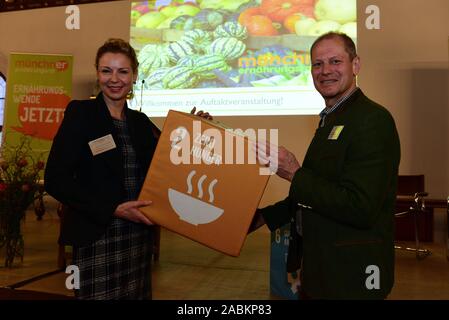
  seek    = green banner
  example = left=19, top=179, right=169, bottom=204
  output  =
left=2, top=53, right=73, bottom=160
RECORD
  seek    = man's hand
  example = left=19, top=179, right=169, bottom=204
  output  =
left=254, top=141, right=301, bottom=182
left=276, top=146, right=301, bottom=181
left=190, top=106, right=213, bottom=120
left=114, top=200, right=154, bottom=225
left=248, top=209, right=266, bottom=234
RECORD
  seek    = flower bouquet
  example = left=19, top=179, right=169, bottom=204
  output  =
left=0, top=137, right=45, bottom=268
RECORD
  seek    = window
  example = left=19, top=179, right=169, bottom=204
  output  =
left=0, top=72, right=5, bottom=145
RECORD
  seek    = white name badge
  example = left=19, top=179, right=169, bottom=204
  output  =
left=88, top=134, right=116, bottom=156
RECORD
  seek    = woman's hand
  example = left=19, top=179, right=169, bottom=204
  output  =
left=190, top=106, right=213, bottom=120
left=114, top=200, right=154, bottom=225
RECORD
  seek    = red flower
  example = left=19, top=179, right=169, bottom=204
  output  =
left=36, top=161, right=45, bottom=170
left=0, top=183, right=7, bottom=192
left=21, top=184, right=30, bottom=192
left=17, top=158, right=28, bottom=167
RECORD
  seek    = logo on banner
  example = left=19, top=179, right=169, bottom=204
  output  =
left=14, top=59, right=70, bottom=73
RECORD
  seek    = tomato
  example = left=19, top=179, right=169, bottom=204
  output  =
left=260, top=0, right=316, bottom=22
left=238, top=7, right=261, bottom=26
left=246, top=15, right=279, bottom=36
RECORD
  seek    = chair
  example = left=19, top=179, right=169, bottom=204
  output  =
left=394, top=175, right=432, bottom=259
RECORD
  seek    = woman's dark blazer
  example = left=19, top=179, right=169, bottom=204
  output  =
left=44, top=93, right=158, bottom=246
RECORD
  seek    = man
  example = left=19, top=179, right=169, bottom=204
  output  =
left=252, top=32, right=401, bottom=299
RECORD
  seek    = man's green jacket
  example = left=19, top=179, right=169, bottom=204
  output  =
left=261, top=89, right=401, bottom=299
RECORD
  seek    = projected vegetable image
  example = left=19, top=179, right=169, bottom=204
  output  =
left=129, top=0, right=357, bottom=116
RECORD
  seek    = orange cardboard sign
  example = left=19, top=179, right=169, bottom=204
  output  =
left=138, top=110, right=270, bottom=256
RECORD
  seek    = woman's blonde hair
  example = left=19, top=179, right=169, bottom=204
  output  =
left=95, top=38, right=139, bottom=73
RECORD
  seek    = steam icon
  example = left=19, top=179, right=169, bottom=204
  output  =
left=168, top=170, right=224, bottom=226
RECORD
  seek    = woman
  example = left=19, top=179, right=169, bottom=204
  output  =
left=45, top=39, right=210, bottom=299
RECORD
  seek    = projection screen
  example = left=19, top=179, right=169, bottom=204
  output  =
left=128, top=0, right=357, bottom=116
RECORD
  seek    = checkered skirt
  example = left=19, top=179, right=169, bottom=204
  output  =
left=72, top=118, right=153, bottom=300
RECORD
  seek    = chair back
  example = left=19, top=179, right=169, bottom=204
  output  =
left=397, top=175, right=425, bottom=196
left=395, top=174, right=433, bottom=242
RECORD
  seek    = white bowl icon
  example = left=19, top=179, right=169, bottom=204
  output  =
left=168, top=188, right=224, bottom=226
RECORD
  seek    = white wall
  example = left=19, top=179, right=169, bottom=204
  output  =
left=358, top=0, right=449, bottom=200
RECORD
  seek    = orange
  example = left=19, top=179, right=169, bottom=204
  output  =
left=283, top=14, right=304, bottom=33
